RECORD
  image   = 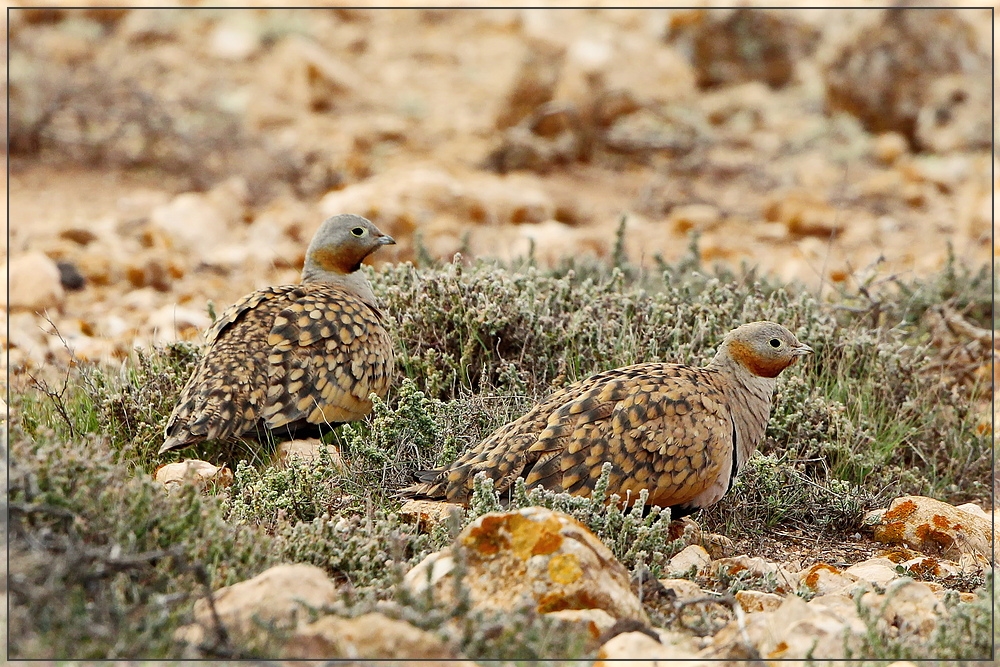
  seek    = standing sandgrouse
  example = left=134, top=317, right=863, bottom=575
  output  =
left=159, top=214, right=396, bottom=454
left=400, top=321, right=811, bottom=517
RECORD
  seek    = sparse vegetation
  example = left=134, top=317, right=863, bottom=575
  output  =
left=9, top=243, right=993, bottom=659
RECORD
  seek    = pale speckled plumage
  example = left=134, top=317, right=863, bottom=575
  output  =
left=160, top=214, right=395, bottom=454
left=400, top=321, right=811, bottom=517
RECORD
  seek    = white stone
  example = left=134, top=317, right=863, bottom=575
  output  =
left=595, top=629, right=705, bottom=665
left=154, top=459, right=233, bottom=493
left=277, top=439, right=343, bottom=468
left=955, top=502, right=988, bottom=520
left=2, top=252, right=65, bottom=312
left=209, top=22, right=260, bottom=61
left=844, top=557, right=901, bottom=588
left=150, top=192, right=233, bottom=253
left=284, top=612, right=471, bottom=662
left=175, top=563, right=340, bottom=648
left=666, top=544, right=711, bottom=577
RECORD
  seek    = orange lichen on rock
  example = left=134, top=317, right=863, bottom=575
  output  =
left=802, top=563, right=841, bottom=589
left=509, top=512, right=564, bottom=559
left=548, top=553, right=584, bottom=585
left=463, top=514, right=510, bottom=555
left=405, top=507, right=648, bottom=624
left=871, top=496, right=995, bottom=562
left=882, top=498, right=918, bottom=522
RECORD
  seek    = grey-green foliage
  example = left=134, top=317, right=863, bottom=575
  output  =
left=849, top=572, right=994, bottom=661
left=372, top=258, right=833, bottom=400
left=276, top=510, right=435, bottom=595
left=8, top=432, right=275, bottom=659
left=334, top=375, right=533, bottom=494
left=467, top=464, right=686, bottom=576
left=701, top=453, right=876, bottom=536
left=336, top=377, right=443, bottom=487
left=226, top=445, right=343, bottom=530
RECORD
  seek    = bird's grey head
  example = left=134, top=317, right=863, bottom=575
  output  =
left=717, top=321, right=813, bottom=379
left=302, top=214, right=395, bottom=282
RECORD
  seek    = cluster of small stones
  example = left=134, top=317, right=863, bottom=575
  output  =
left=5, top=7, right=993, bottom=377
left=164, top=468, right=992, bottom=662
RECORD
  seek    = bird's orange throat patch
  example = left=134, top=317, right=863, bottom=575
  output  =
left=727, top=340, right=794, bottom=378
left=311, top=246, right=362, bottom=275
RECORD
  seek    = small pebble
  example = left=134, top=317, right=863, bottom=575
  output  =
left=57, top=261, right=87, bottom=291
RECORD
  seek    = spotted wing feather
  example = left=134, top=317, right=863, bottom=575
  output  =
left=161, top=286, right=301, bottom=452
left=161, top=284, right=394, bottom=453
left=402, top=363, right=733, bottom=509
left=260, top=284, right=394, bottom=430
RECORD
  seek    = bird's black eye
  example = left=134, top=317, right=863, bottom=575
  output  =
left=351, top=227, right=366, bottom=237
left=769, top=338, right=781, bottom=348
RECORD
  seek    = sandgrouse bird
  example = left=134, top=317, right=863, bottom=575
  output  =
left=159, top=214, right=396, bottom=454
left=401, top=321, right=811, bottom=518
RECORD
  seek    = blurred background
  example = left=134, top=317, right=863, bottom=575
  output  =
left=4, top=3, right=994, bottom=373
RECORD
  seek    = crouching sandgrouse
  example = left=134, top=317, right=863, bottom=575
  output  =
left=159, top=214, right=396, bottom=454
left=400, top=321, right=811, bottom=517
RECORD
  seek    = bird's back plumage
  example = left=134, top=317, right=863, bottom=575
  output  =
left=161, top=283, right=393, bottom=453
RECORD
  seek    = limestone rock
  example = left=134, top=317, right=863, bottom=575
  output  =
left=843, top=557, right=901, bottom=588
left=915, top=73, right=990, bottom=152
left=710, top=592, right=866, bottom=660
left=666, top=544, right=711, bottom=578
left=175, top=563, right=340, bottom=648
left=700, top=532, right=736, bottom=559
left=823, top=8, right=989, bottom=146
left=147, top=304, right=213, bottom=345
left=954, top=502, right=989, bottom=520
left=797, top=563, right=860, bottom=596
left=399, top=499, right=464, bottom=533
left=544, top=608, right=617, bottom=652
left=402, top=506, right=648, bottom=623
left=872, top=132, right=908, bottom=165
left=657, top=577, right=705, bottom=604
left=595, top=628, right=705, bottom=665
left=668, top=8, right=819, bottom=90
left=208, top=21, right=260, bottom=61
left=2, top=252, right=65, bottom=312
left=668, top=203, right=721, bottom=234
left=859, top=579, right=943, bottom=638
left=764, top=191, right=843, bottom=238
left=150, top=192, right=234, bottom=254
left=276, top=439, right=343, bottom=468
left=283, top=612, right=470, bottom=662
left=318, top=167, right=555, bottom=257
left=154, top=459, right=233, bottom=493
left=898, top=555, right=962, bottom=579
left=712, top=555, right=801, bottom=595
left=734, top=589, right=783, bottom=613
left=494, top=37, right=565, bottom=131
left=869, top=495, right=994, bottom=562
left=268, top=36, right=363, bottom=112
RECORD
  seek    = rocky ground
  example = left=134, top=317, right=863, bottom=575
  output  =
left=4, top=4, right=994, bottom=375
left=5, top=4, right=996, bottom=663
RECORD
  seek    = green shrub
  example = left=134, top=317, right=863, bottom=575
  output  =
left=8, top=430, right=275, bottom=659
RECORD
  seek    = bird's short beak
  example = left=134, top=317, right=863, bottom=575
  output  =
left=793, top=343, right=814, bottom=356
left=378, top=234, right=396, bottom=246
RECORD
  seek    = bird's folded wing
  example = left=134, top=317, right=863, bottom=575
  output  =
left=261, top=284, right=394, bottom=429
left=161, top=287, right=300, bottom=452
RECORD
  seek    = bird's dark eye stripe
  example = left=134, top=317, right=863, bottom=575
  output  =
left=351, top=227, right=365, bottom=236
left=769, top=338, right=781, bottom=347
